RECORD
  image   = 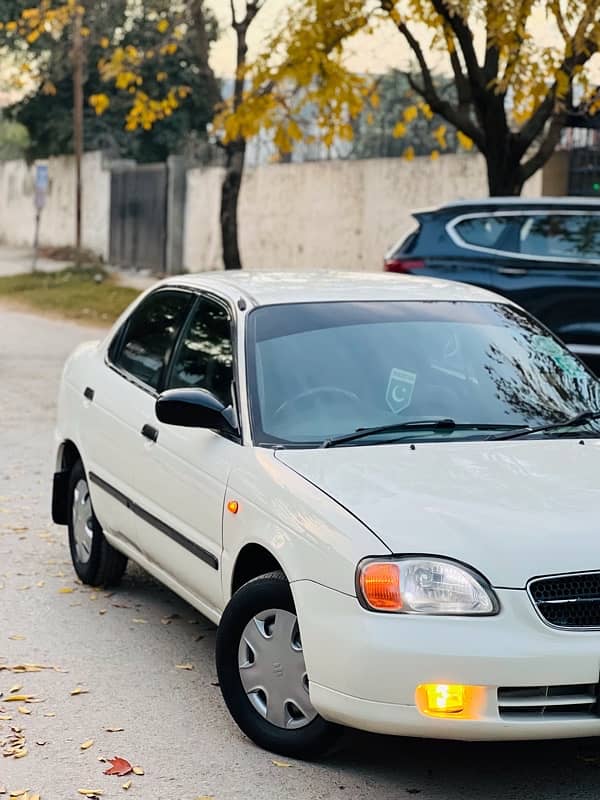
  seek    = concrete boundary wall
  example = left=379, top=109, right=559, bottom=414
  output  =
left=0, top=151, right=110, bottom=261
left=184, top=154, right=543, bottom=273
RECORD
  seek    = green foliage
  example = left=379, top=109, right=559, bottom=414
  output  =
left=0, top=118, right=30, bottom=160
left=1, top=0, right=219, bottom=163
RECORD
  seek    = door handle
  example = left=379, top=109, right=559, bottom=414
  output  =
left=496, top=267, right=528, bottom=276
left=84, top=387, right=95, bottom=401
left=141, top=424, right=159, bottom=443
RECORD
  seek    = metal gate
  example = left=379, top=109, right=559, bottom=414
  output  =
left=109, top=163, right=168, bottom=272
left=568, top=147, right=600, bottom=197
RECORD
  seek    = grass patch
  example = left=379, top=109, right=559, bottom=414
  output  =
left=0, top=267, right=141, bottom=325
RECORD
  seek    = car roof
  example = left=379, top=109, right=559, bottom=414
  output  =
left=421, top=196, right=600, bottom=218
left=160, top=271, right=508, bottom=308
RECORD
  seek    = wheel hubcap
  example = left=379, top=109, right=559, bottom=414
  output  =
left=72, top=478, right=94, bottom=565
left=238, top=608, right=317, bottom=730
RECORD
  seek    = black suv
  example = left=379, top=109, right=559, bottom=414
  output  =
left=385, top=198, right=600, bottom=373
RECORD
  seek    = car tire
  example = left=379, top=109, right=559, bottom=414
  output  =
left=67, top=460, right=127, bottom=587
left=216, top=570, right=342, bottom=759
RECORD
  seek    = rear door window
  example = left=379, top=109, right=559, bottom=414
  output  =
left=111, top=290, right=193, bottom=391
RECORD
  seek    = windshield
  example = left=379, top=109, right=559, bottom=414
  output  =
left=246, top=301, right=600, bottom=447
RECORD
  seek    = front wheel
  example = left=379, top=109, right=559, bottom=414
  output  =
left=68, top=460, right=127, bottom=587
left=216, top=571, right=341, bottom=759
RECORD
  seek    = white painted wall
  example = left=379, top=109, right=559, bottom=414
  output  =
left=184, top=154, right=543, bottom=273
left=0, top=151, right=110, bottom=260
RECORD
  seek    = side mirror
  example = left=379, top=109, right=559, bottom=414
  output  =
left=156, top=388, right=237, bottom=433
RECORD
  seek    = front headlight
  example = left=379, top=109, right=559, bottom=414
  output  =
left=356, top=556, right=499, bottom=615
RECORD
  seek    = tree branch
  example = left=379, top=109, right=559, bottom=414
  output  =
left=520, top=110, right=567, bottom=181
left=430, top=0, right=483, bottom=90
left=403, top=70, right=485, bottom=151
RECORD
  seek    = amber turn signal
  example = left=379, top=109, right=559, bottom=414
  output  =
left=227, top=500, right=239, bottom=514
left=359, top=562, right=402, bottom=610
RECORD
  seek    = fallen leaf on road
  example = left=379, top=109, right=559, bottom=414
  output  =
left=80, top=739, right=94, bottom=750
left=104, top=757, right=132, bottom=776
left=36, top=740, right=47, bottom=746
left=9, top=791, right=27, bottom=798
left=4, top=696, right=37, bottom=703
left=8, top=635, right=25, bottom=641
left=17, top=707, right=31, bottom=715
left=70, top=687, right=89, bottom=696
left=272, top=760, right=293, bottom=768
left=36, top=581, right=44, bottom=588
left=43, top=712, right=55, bottom=718
left=78, top=790, right=103, bottom=798
left=14, top=747, right=27, bottom=758
left=58, top=587, right=74, bottom=594
left=131, top=619, right=147, bottom=624
left=105, top=727, right=124, bottom=733
left=175, top=664, right=194, bottom=670
left=0, top=715, right=11, bottom=721
left=99, top=610, right=107, bottom=615
left=9, top=686, right=22, bottom=694
left=122, top=781, right=131, bottom=791
left=132, top=767, right=144, bottom=776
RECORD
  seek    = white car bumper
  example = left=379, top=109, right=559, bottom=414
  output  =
left=293, top=581, right=600, bottom=741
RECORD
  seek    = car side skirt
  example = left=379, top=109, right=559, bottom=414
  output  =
left=88, top=471, right=219, bottom=571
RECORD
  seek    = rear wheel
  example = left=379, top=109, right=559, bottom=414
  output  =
left=216, top=571, right=341, bottom=759
left=68, top=460, right=127, bottom=587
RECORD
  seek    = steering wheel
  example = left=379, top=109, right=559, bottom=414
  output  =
left=274, top=386, right=361, bottom=420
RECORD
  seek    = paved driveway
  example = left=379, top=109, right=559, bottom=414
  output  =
left=1, top=305, right=599, bottom=800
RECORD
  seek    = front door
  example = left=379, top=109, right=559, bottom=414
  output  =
left=132, top=294, right=239, bottom=617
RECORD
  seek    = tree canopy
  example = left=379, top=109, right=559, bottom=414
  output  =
left=0, top=0, right=219, bottom=162
left=219, top=0, right=600, bottom=194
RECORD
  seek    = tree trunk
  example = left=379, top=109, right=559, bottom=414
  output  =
left=485, top=154, right=525, bottom=196
left=220, top=141, right=246, bottom=271
left=72, top=9, right=84, bottom=268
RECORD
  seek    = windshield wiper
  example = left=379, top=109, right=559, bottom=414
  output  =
left=321, top=419, right=523, bottom=449
left=488, top=411, right=600, bottom=441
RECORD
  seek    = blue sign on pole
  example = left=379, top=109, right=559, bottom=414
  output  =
left=34, top=164, right=49, bottom=211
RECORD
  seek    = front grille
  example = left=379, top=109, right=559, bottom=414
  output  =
left=529, top=572, right=600, bottom=628
left=498, top=684, right=598, bottom=719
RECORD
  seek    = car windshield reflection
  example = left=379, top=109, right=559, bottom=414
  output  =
left=246, top=301, right=600, bottom=447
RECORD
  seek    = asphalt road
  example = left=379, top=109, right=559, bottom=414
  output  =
left=1, top=305, right=600, bottom=800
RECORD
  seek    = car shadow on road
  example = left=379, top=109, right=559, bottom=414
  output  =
left=329, top=728, right=600, bottom=798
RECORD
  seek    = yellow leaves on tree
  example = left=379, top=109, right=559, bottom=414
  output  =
left=89, top=94, right=110, bottom=115
left=216, top=0, right=600, bottom=192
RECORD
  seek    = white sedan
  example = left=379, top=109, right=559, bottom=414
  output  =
left=53, top=271, right=600, bottom=758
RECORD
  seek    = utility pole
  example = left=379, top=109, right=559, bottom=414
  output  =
left=72, top=5, right=84, bottom=268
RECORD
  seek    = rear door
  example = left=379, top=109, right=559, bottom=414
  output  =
left=82, top=288, right=194, bottom=544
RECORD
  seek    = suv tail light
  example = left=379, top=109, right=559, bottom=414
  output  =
left=384, top=257, right=426, bottom=273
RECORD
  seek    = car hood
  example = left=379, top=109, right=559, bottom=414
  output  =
left=275, top=439, right=600, bottom=588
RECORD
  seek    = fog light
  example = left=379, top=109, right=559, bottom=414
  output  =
left=422, top=684, right=465, bottom=714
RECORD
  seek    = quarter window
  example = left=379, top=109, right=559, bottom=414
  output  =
left=167, top=297, right=234, bottom=407
left=111, top=290, right=192, bottom=390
